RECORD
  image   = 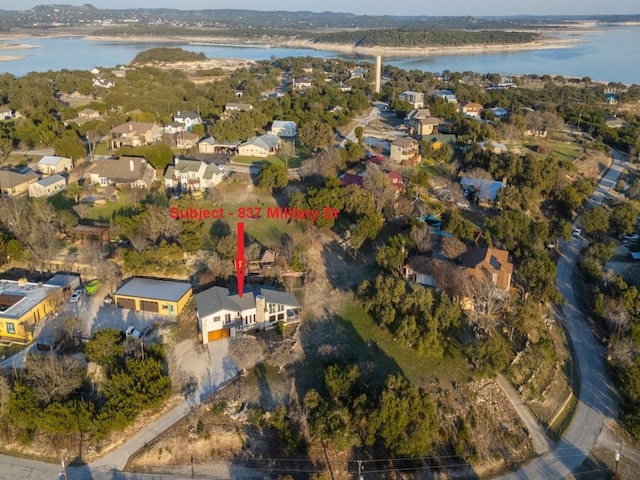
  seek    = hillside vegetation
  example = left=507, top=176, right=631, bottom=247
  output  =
left=131, top=47, right=207, bottom=64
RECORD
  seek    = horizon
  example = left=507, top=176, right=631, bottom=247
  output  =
left=6, top=1, right=640, bottom=17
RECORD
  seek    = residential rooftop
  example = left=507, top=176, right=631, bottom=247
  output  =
left=0, top=279, right=60, bottom=320
left=115, top=277, right=192, bottom=302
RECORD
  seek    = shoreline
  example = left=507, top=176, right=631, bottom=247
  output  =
left=82, top=33, right=585, bottom=59
left=0, top=55, right=26, bottom=62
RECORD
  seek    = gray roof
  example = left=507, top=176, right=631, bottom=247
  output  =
left=195, top=286, right=255, bottom=317
left=204, top=163, right=222, bottom=177
left=90, top=156, right=156, bottom=184
left=115, top=277, right=192, bottom=302
left=45, top=274, right=81, bottom=289
left=195, top=285, right=299, bottom=318
left=258, top=287, right=300, bottom=308
left=174, top=158, right=202, bottom=173
left=36, top=174, right=66, bottom=188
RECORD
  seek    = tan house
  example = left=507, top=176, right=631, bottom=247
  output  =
left=28, top=174, right=67, bottom=198
left=460, top=247, right=513, bottom=292
left=110, top=121, right=163, bottom=149
left=176, top=132, right=201, bottom=150
left=88, top=156, right=157, bottom=189
left=0, top=168, right=38, bottom=197
left=459, top=101, right=483, bottom=118
left=398, top=91, right=424, bottom=109
left=390, top=137, right=420, bottom=166
left=237, top=134, right=281, bottom=158
left=37, top=155, right=73, bottom=175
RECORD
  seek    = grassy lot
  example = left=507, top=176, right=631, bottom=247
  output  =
left=93, top=140, right=111, bottom=156
left=522, top=140, right=584, bottom=162
left=340, top=300, right=471, bottom=387
left=87, top=190, right=136, bottom=221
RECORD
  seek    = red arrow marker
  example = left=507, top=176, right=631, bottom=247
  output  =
left=234, top=222, right=246, bottom=297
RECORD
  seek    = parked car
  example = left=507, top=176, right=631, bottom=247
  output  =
left=572, top=227, right=582, bottom=237
left=624, top=233, right=640, bottom=241
left=104, top=294, right=113, bottom=305
left=70, top=290, right=82, bottom=303
left=125, top=326, right=141, bottom=339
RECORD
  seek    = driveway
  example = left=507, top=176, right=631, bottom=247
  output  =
left=69, top=290, right=176, bottom=339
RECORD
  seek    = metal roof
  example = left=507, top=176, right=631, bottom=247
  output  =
left=115, top=277, right=192, bottom=302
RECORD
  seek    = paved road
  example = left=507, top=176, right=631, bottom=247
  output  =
left=496, top=374, right=553, bottom=455
left=494, top=150, right=625, bottom=479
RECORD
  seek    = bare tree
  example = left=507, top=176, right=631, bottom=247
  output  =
left=129, top=229, right=150, bottom=254
left=432, top=261, right=470, bottom=305
left=24, top=354, right=85, bottom=404
left=142, top=205, right=183, bottom=245
left=410, top=225, right=435, bottom=253
left=441, top=237, right=467, bottom=261
left=228, top=335, right=264, bottom=375
left=363, top=163, right=396, bottom=213
left=265, top=339, right=301, bottom=373
left=73, top=203, right=91, bottom=219
left=470, top=278, right=507, bottom=328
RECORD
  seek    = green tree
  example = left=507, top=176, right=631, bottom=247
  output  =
left=53, top=130, right=86, bottom=160
left=84, top=329, right=125, bottom=368
left=375, top=234, right=410, bottom=276
left=519, top=251, right=562, bottom=303
left=66, top=182, right=82, bottom=203
left=257, top=162, right=288, bottom=190
left=366, top=375, right=438, bottom=457
left=299, top=120, right=333, bottom=152
left=582, top=206, right=610, bottom=238
left=610, top=201, right=639, bottom=236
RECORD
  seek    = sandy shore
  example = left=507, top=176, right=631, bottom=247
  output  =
left=84, top=32, right=585, bottom=59
left=0, top=55, right=26, bottom=62
left=0, top=43, right=39, bottom=50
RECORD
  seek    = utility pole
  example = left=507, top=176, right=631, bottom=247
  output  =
left=614, top=442, right=623, bottom=479
left=357, top=460, right=364, bottom=480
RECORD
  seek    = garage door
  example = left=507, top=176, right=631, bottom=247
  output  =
left=207, top=328, right=230, bottom=343
left=140, top=300, right=159, bottom=313
left=117, top=298, right=136, bottom=310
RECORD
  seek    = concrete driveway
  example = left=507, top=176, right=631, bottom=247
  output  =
left=65, top=290, right=177, bottom=339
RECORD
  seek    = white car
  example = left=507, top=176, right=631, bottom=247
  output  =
left=125, top=326, right=141, bottom=339
left=70, top=290, right=81, bottom=303
left=572, top=228, right=582, bottom=237
left=624, top=233, right=640, bottom=241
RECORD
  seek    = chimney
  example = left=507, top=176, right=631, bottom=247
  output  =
left=255, top=294, right=266, bottom=327
left=129, top=123, right=133, bottom=131
left=130, top=159, right=134, bottom=172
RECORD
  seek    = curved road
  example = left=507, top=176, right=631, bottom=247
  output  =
left=0, top=153, right=627, bottom=479
left=495, top=149, right=625, bottom=479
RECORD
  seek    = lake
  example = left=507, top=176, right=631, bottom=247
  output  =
left=0, top=25, right=639, bottom=84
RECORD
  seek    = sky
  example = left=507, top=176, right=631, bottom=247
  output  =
left=5, top=1, right=639, bottom=17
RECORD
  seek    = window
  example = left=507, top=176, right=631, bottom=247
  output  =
left=268, top=304, right=276, bottom=314
left=213, top=316, right=220, bottom=322
left=7, top=323, right=15, bottom=334
left=277, top=304, right=284, bottom=312
left=225, top=313, right=231, bottom=323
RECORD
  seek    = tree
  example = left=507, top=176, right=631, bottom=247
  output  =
left=519, top=251, right=562, bottom=303
left=375, top=234, right=409, bottom=276
left=84, top=328, right=125, bottom=368
left=23, top=354, right=85, bottom=404
left=298, top=120, right=333, bottom=152
left=257, top=162, right=288, bottom=190
left=53, top=130, right=86, bottom=160
left=362, top=163, right=396, bottom=214
left=441, top=236, right=467, bottom=261
left=581, top=206, right=609, bottom=238
left=228, top=335, right=264, bottom=375
left=66, top=182, right=82, bottom=203
left=366, top=375, right=438, bottom=457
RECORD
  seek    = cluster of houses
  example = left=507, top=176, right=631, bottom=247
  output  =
left=0, top=156, right=71, bottom=198
left=0, top=274, right=301, bottom=347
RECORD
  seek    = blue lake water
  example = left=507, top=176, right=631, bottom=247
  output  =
left=0, top=26, right=639, bottom=84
